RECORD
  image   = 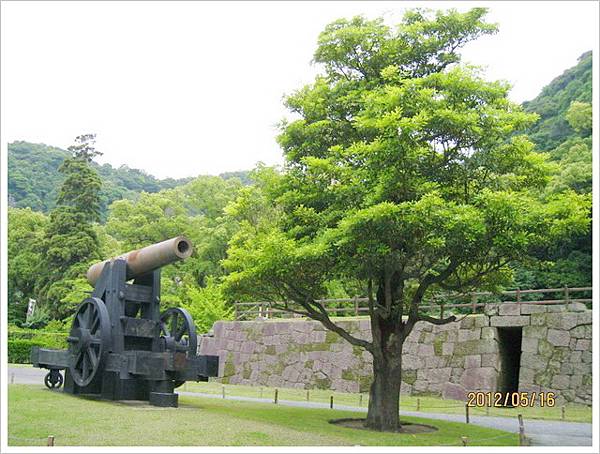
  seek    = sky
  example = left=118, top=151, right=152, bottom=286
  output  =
left=1, top=1, right=598, bottom=179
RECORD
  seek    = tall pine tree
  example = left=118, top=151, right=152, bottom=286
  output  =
left=39, top=134, right=103, bottom=319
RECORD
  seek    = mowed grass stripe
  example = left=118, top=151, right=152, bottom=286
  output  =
left=8, top=385, right=517, bottom=446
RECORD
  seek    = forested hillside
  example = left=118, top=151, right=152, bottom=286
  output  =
left=513, top=50, right=592, bottom=289
left=7, top=141, right=249, bottom=217
left=523, top=51, right=592, bottom=151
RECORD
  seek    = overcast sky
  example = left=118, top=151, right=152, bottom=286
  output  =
left=1, top=1, right=598, bottom=179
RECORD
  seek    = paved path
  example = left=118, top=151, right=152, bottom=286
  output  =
left=9, top=366, right=592, bottom=446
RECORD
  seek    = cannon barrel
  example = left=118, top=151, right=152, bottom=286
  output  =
left=86, top=236, right=193, bottom=286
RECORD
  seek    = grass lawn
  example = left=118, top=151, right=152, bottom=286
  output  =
left=8, top=384, right=518, bottom=446
left=183, top=380, right=592, bottom=423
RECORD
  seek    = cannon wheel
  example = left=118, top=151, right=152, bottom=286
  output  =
left=44, top=370, right=63, bottom=389
left=159, top=307, right=197, bottom=388
left=67, top=297, right=111, bottom=387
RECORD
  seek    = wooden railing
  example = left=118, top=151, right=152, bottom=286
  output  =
left=233, top=286, right=592, bottom=321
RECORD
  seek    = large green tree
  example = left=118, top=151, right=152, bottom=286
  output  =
left=223, top=9, right=590, bottom=431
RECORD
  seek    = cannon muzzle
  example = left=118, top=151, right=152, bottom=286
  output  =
left=86, top=236, right=193, bottom=285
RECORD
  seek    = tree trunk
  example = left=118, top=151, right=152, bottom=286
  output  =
left=365, top=351, right=403, bottom=431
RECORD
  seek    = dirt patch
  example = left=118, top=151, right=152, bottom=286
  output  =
left=329, top=418, right=438, bottom=434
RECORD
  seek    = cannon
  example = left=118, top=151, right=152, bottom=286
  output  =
left=30, top=236, right=219, bottom=407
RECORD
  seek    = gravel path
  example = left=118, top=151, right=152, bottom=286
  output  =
left=9, top=366, right=592, bottom=446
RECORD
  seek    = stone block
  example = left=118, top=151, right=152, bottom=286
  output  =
left=577, top=311, right=592, bottom=325
left=426, top=367, right=452, bottom=384
left=546, top=313, right=578, bottom=330
left=523, top=325, right=548, bottom=339
left=575, top=339, right=591, bottom=351
left=568, top=351, right=582, bottom=364
left=521, top=337, right=538, bottom=353
left=547, top=329, right=570, bottom=347
left=570, top=375, right=583, bottom=388
left=529, top=313, right=547, bottom=326
left=499, top=303, right=520, bottom=316
left=519, top=367, right=535, bottom=383
left=400, top=382, right=412, bottom=395
left=567, top=302, right=587, bottom=312
left=570, top=325, right=587, bottom=339
left=520, top=304, right=547, bottom=315
left=413, top=380, right=429, bottom=393
left=460, top=367, right=497, bottom=390
left=480, top=327, right=496, bottom=339
left=490, top=315, right=530, bottom=327
left=473, top=315, right=489, bottom=328
left=460, top=316, right=476, bottom=329
left=537, top=339, right=554, bottom=358
left=464, top=355, right=481, bottom=369
left=521, top=352, right=548, bottom=370
left=551, top=375, right=570, bottom=390
left=448, top=355, right=465, bottom=368
left=560, top=363, right=573, bottom=375
left=418, top=344, right=435, bottom=357
left=442, top=342, right=454, bottom=356
left=442, top=382, right=467, bottom=401
left=458, top=329, right=481, bottom=342
left=402, top=354, right=424, bottom=369
left=425, top=356, right=448, bottom=369
left=481, top=354, right=498, bottom=368
left=454, top=339, right=498, bottom=355
left=547, top=305, right=566, bottom=312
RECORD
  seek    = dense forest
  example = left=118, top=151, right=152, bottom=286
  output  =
left=7, top=141, right=250, bottom=218
left=7, top=47, right=592, bottom=331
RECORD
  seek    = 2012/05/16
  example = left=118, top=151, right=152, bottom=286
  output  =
left=466, top=391, right=556, bottom=407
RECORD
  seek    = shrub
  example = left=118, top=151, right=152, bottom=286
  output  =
left=8, top=326, right=67, bottom=364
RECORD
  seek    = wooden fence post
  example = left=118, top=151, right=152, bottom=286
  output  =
left=359, top=393, right=363, bottom=407
left=306, top=390, right=310, bottom=402
left=330, top=395, right=334, bottom=409
left=47, top=436, right=55, bottom=447
left=465, top=404, right=470, bottom=424
left=471, top=293, right=477, bottom=314
left=222, top=385, right=225, bottom=399
left=564, top=286, right=570, bottom=304
left=561, top=405, right=565, bottom=420
left=354, top=297, right=359, bottom=316
left=416, top=398, right=421, bottom=411
left=518, top=414, right=526, bottom=446
left=516, top=288, right=521, bottom=306
left=274, top=388, right=278, bottom=404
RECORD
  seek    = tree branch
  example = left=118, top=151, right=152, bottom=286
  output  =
left=417, top=314, right=457, bottom=325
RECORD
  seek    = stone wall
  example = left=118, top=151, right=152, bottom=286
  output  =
left=198, top=302, right=592, bottom=404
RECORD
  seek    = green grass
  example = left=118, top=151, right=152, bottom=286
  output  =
left=183, top=380, right=592, bottom=423
left=8, top=385, right=518, bottom=446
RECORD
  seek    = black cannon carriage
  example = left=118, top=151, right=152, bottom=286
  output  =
left=31, top=236, right=219, bottom=407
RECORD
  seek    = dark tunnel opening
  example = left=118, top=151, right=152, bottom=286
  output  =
left=497, top=327, right=523, bottom=405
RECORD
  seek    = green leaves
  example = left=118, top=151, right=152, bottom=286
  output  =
left=226, top=8, right=591, bottom=310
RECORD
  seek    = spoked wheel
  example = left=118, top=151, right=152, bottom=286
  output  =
left=44, top=369, right=63, bottom=389
left=67, top=297, right=111, bottom=387
left=159, top=307, right=197, bottom=388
